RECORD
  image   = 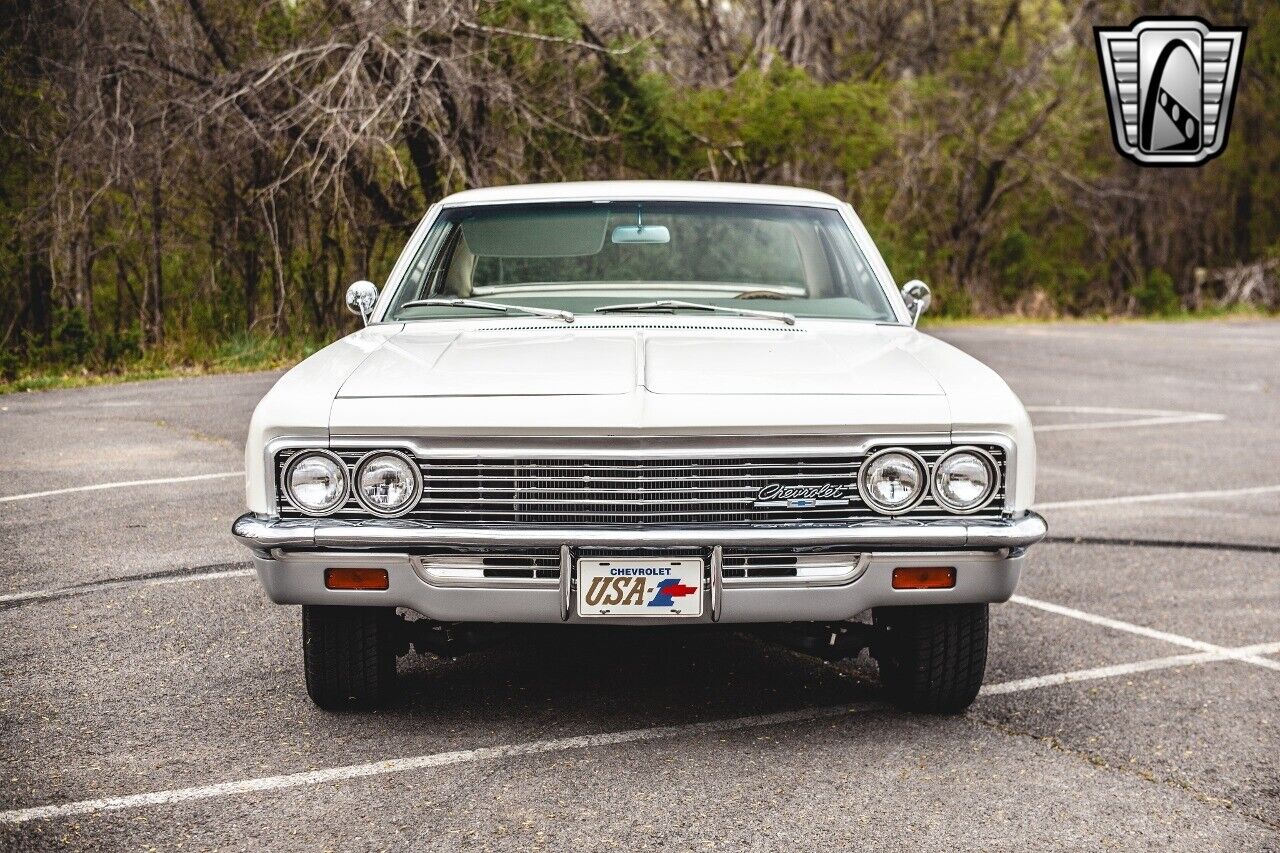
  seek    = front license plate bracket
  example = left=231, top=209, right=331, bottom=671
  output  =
left=575, top=556, right=706, bottom=618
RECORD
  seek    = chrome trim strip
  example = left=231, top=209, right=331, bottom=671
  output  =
left=414, top=495, right=815, bottom=507
left=710, top=545, right=724, bottom=622
left=411, top=555, right=559, bottom=589
left=320, top=507, right=982, bottom=521
left=421, top=465, right=864, bottom=475
left=420, top=480, right=851, bottom=491
left=232, top=512, right=1048, bottom=551
left=722, top=553, right=871, bottom=588
left=323, top=433, right=955, bottom=459
left=559, top=545, right=572, bottom=621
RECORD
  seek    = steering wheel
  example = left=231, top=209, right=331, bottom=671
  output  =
left=734, top=290, right=789, bottom=300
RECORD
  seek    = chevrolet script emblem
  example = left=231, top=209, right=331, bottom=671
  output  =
left=753, top=482, right=851, bottom=509
left=1095, top=17, right=1246, bottom=166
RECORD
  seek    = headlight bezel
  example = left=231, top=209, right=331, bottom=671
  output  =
left=931, top=446, right=1001, bottom=514
left=352, top=449, right=422, bottom=518
left=282, top=449, right=350, bottom=517
left=857, top=447, right=929, bottom=515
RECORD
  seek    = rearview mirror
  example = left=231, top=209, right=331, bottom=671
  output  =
left=611, top=224, right=670, bottom=245
left=346, top=280, right=378, bottom=325
left=900, top=280, right=931, bottom=326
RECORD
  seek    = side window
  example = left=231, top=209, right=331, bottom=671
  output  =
left=417, top=227, right=462, bottom=298
left=815, top=225, right=853, bottom=296
left=850, top=251, right=876, bottom=291
left=387, top=219, right=457, bottom=313
left=403, top=244, right=434, bottom=298
left=814, top=218, right=881, bottom=303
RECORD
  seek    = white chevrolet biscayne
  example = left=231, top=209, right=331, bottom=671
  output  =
left=233, top=181, right=1046, bottom=712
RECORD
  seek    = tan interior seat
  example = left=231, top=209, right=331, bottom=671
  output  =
left=440, top=236, right=477, bottom=297
left=791, top=222, right=834, bottom=298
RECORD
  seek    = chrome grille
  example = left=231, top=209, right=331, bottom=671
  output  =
left=276, top=446, right=1006, bottom=526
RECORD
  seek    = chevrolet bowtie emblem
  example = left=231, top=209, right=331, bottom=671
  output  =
left=1095, top=17, right=1246, bottom=166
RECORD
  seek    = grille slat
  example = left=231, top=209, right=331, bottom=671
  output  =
left=417, top=495, right=775, bottom=506
left=421, top=465, right=862, bottom=476
left=278, top=447, right=1005, bottom=526
left=423, top=485, right=805, bottom=494
left=420, top=472, right=860, bottom=484
left=409, top=508, right=868, bottom=518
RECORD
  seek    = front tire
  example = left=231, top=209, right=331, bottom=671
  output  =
left=302, top=605, right=399, bottom=710
left=874, top=604, right=988, bottom=714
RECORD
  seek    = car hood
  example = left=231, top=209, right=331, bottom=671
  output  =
left=334, top=321, right=944, bottom=398
left=245, top=320, right=1037, bottom=513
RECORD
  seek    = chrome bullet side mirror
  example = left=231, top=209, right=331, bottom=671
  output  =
left=900, top=280, right=932, bottom=327
left=345, top=280, right=379, bottom=325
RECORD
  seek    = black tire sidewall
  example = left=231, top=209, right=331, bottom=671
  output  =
left=874, top=603, right=989, bottom=714
left=302, top=605, right=398, bottom=710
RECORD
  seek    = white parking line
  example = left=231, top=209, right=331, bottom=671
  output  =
left=1026, top=405, right=1225, bottom=433
left=0, top=568, right=255, bottom=605
left=3, top=638, right=1275, bottom=826
left=1012, top=595, right=1280, bottom=671
left=980, top=640, right=1280, bottom=695
left=1035, top=483, right=1280, bottom=511
left=0, top=471, right=243, bottom=504
left=0, top=704, right=872, bottom=825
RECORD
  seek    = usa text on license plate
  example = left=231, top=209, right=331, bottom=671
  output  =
left=576, top=558, right=704, bottom=618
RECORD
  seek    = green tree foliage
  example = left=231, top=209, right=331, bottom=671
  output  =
left=1134, top=268, right=1180, bottom=316
left=671, top=66, right=892, bottom=182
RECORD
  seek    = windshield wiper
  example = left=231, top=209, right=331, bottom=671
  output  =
left=396, top=298, right=574, bottom=323
left=592, top=300, right=795, bottom=326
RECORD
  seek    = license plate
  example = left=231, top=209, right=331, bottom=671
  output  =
left=576, top=557, right=704, bottom=618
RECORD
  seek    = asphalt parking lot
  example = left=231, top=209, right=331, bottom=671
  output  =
left=1, top=319, right=1278, bottom=851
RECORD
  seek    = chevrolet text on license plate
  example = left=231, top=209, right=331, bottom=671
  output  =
left=576, top=557, right=704, bottom=618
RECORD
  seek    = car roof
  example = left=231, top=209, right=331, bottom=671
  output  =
left=437, top=180, right=845, bottom=208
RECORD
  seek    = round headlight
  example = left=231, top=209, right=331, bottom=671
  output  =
left=932, top=448, right=998, bottom=513
left=354, top=451, right=420, bottom=516
left=284, top=451, right=348, bottom=515
left=858, top=448, right=927, bottom=514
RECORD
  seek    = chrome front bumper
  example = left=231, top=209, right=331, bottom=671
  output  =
left=232, top=513, right=1046, bottom=625
left=231, top=512, right=1048, bottom=553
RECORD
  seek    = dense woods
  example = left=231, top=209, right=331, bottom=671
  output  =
left=1, top=0, right=1277, bottom=382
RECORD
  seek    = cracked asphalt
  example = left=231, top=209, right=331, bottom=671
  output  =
left=1, top=319, right=1277, bottom=851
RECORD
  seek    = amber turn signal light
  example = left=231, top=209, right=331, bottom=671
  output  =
left=892, top=566, right=956, bottom=590
left=324, top=567, right=389, bottom=590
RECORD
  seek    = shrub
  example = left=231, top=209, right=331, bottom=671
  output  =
left=0, top=348, right=18, bottom=382
left=51, top=307, right=94, bottom=366
left=1134, top=268, right=1181, bottom=316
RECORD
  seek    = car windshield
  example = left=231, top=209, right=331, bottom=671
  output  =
left=386, top=201, right=897, bottom=322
